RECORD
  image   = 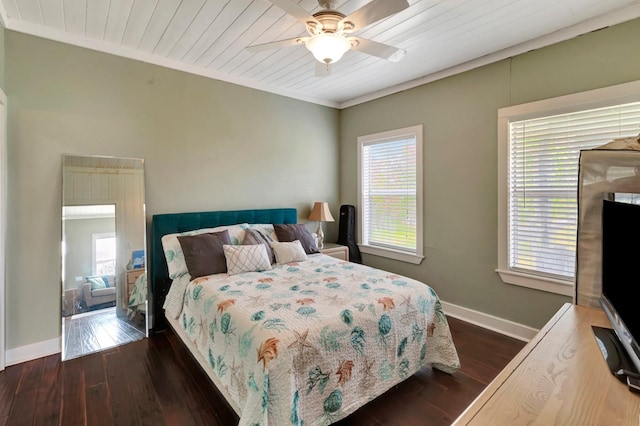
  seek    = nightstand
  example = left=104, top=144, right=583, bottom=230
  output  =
left=126, top=269, right=145, bottom=297
left=319, top=243, right=349, bottom=261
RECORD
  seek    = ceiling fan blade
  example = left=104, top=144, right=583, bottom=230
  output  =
left=340, top=0, right=409, bottom=31
left=269, top=0, right=318, bottom=26
left=246, top=37, right=307, bottom=53
left=315, top=61, right=332, bottom=77
left=350, top=37, right=406, bottom=62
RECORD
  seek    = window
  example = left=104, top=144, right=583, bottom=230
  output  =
left=358, top=125, right=423, bottom=264
left=93, top=232, right=116, bottom=275
left=498, top=81, right=640, bottom=295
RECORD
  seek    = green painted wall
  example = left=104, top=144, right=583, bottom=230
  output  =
left=0, top=24, right=4, bottom=89
left=5, top=31, right=339, bottom=349
left=5, top=17, right=640, bottom=350
left=64, top=217, right=115, bottom=291
left=340, top=19, right=640, bottom=329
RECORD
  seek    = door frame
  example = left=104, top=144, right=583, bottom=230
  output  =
left=0, top=88, right=7, bottom=371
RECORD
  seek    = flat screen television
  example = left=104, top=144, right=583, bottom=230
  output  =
left=597, top=199, right=640, bottom=377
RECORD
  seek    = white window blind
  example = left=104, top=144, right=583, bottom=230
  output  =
left=93, top=233, right=116, bottom=275
left=509, top=101, right=640, bottom=280
left=362, top=137, right=417, bottom=253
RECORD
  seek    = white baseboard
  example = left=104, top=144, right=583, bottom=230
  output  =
left=5, top=337, right=61, bottom=366
left=441, top=300, right=538, bottom=342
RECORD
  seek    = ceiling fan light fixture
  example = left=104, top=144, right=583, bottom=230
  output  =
left=306, top=33, right=351, bottom=64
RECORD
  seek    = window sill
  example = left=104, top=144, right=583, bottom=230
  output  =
left=359, top=244, right=424, bottom=265
left=496, top=268, right=574, bottom=297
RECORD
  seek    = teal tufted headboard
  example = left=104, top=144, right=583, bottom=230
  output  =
left=150, top=208, right=297, bottom=331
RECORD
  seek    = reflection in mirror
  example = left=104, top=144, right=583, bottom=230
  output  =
left=61, top=155, right=147, bottom=361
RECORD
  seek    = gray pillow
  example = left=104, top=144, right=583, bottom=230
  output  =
left=242, top=228, right=276, bottom=264
left=273, top=223, right=319, bottom=254
left=177, top=230, right=231, bottom=278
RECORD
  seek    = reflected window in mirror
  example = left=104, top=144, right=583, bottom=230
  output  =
left=92, top=232, right=116, bottom=276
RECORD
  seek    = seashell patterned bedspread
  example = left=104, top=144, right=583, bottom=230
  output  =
left=164, top=253, right=460, bottom=425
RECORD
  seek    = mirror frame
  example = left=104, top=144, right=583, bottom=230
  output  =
left=61, top=154, right=147, bottom=359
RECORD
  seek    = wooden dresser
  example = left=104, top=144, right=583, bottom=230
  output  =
left=453, top=303, right=640, bottom=425
left=126, top=268, right=145, bottom=297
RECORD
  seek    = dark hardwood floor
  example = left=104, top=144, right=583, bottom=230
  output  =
left=0, top=316, right=525, bottom=425
left=63, top=307, right=146, bottom=361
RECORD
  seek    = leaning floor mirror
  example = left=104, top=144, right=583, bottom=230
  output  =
left=61, top=154, right=148, bottom=361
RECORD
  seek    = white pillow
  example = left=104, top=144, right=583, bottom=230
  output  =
left=270, top=240, right=308, bottom=264
left=161, top=224, right=248, bottom=279
left=223, top=244, right=272, bottom=275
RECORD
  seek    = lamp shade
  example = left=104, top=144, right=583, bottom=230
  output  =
left=305, top=33, right=351, bottom=64
left=307, top=202, right=335, bottom=222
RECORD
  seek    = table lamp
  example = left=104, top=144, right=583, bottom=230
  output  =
left=307, top=202, right=335, bottom=249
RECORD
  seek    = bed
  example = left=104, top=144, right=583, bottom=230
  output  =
left=151, top=208, right=459, bottom=426
left=127, top=271, right=147, bottom=320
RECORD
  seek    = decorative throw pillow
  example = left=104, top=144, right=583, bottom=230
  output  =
left=88, top=276, right=107, bottom=291
left=270, top=240, right=308, bottom=264
left=161, top=224, right=248, bottom=279
left=86, top=275, right=111, bottom=288
left=177, top=230, right=231, bottom=279
left=273, top=223, right=319, bottom=254
left=242, top=228, right=275, bottom=264
left=223, top=244, right=272, bottom=275
left=245, top=223, right=279, bottom=242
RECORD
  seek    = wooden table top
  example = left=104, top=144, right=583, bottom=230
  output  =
left=453, top=303, right=640, bottom=425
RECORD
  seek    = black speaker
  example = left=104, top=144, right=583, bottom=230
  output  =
left=337, top=205, right=362, bottom=263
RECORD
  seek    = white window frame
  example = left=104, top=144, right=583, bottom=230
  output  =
left=92, top=232, right=116, bottom=276
left=497, top=80, right=640, bottom=296
left=357, top=125, right=424, bottom=264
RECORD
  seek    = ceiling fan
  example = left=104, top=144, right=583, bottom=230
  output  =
left=246, top=0, right=409, bottom=74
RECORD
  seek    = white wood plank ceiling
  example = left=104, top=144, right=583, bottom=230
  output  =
left=1, top=0, right=640, bottom=108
